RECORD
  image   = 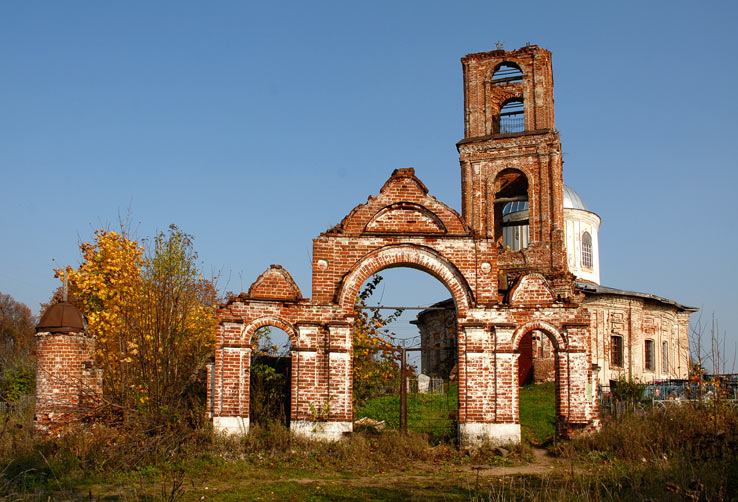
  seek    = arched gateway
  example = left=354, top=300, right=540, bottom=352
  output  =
left=209, top=45, right=600, bottom=445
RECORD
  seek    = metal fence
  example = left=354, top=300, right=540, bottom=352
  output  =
left=0, top=395, right=34, bottom=417
left=599, top=377, right=738, bottom=419
left=353, top=345, right=458, bottom=443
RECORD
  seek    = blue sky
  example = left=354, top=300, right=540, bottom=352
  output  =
left=1, top=1, right=736, bottom=363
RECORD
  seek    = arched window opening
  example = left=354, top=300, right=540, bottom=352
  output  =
left=502, top=201, right=529, bottom=250
left=662, top=342, right=669, bottom=373
left=491, top=62, right=523, bottom=84
left=611, top=335, right=623, bottom=367
left=645, top=339, right=655, bottom=371
left=494, top=169, right=529, bottom=251
left=581, top=232, right=593, bottom=268
left=498, top=98, right=525, bottom=134
left=250, top=326, right=293, bottom=426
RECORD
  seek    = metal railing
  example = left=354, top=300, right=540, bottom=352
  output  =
left=0, top=395, right=34, bottom=416
left=500, top=117, right=524, bottom=134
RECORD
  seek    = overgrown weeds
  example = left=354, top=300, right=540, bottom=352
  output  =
left=1, top=400, right=736, bottom=500
left=554, top=400, right=738, bottom=500
left=218, top=421, right=529, bottom=472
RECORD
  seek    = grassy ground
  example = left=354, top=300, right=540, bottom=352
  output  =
left=519, top=382, right=556, bottom=444
left=2, top=392, right=737, bottom=501
left=357, top=382, right=556, bottom=445
left=355, top=385, right=458, bottom=441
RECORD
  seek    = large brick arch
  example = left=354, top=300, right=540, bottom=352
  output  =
left=511, top=320, right=567, bottom=352
left=242, top=316, right=298, bottom=348
left=336, top=244, right=473, bottom=316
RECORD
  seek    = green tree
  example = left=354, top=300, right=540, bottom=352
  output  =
left=0, top=292, right=36, bottom=402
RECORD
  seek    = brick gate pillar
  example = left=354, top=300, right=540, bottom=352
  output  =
left=325, top=323, right=353, bottom=436
left=290, top=323, right=350, bottom=440
left=556, top=350, right=593, bottom=437
left=458, top=323, right=522, bottom=446
left=212, top=340, right=250, bottom=435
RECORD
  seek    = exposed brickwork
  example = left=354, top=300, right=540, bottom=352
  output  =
left=510, top=274, right=555, bottom=306
left=207, top=45, right=600, bottom=444
left=247, top=265, right=303, bottom=301
left=34, top=328, right=102, bottom=435
left=32, top=45, right=610, bottom=444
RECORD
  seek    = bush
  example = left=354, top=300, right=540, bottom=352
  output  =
left=0, top=364, right=34, bottom=403
left=610, top=376, right=645, bottom=403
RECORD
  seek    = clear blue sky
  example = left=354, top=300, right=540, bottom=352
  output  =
left=1, top=1, right=736, bottom=363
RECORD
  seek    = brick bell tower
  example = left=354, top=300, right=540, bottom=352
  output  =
left=457, top=45, right=570, bottom=296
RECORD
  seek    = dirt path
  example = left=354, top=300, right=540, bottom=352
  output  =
left=252, top=447, right=563, bottom=486
left=88, top=448, right=571, bottom=501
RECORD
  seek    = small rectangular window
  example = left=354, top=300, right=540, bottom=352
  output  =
left=611, top=335, right=623, bottom=368
left=645, top=340, right=655, bottom=371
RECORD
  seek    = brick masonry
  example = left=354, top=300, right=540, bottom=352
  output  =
left=34, top=303, right=102, bottom=435
left=209, top=45, right=601, bottom=445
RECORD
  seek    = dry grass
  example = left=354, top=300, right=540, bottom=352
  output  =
left=0, top=401, right=735, bottom=501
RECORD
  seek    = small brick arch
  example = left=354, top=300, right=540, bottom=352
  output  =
left=511, top=320, right=567, bottom=352
left=242, top=316, right=298, bottom=348
left=336, top=244, right=473, bottom=316
left=488, top=88, right=523, bottom=115
left=488, top=60, right=526, bottom=82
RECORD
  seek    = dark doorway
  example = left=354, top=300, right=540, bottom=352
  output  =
left=249, top=327, right=292, bottom=426
left=518, top=332, right=534, bottom=385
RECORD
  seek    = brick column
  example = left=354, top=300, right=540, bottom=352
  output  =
left=291, top=324, right=347, bottom=440
left=459, top=323, right=521, bottom=446
left=34, top=302, right=102, bottom=435
left=212, top=345, right=250, bottom=434
left=558, top=350, right=591, bottom=436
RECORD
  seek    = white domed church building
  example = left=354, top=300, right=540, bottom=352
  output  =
left=415, top=183, right=695, bottom=388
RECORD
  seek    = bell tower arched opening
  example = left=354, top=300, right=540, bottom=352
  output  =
left=497, top=98, right=525, bottom=134
left=492, top=169, right=529, bottom=250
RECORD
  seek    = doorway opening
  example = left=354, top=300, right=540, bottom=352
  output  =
left=517, top=329, right=559, bottom=445
left=351, top=268, right=459, bottom=443
left=249, top=326, right=292, bottom=427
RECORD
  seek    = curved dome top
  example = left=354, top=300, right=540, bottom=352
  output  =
left=563, top=185, right=588, bottom=211
left=502, top=185, right=589, bottom=215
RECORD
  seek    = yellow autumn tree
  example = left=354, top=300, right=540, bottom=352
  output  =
left=352, top=275, right=403, bottom=406
left=57, top=229, right=145, bottom=407
left=57, top=225, right=216, bottom=425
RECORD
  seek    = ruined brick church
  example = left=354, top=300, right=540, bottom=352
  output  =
left=208, top=45, right=603, bottom=446
left=35, top=45, right=693, bottom=446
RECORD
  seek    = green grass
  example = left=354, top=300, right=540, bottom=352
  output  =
left=356, top=383, right=553, bottom=444
left=355, top=386, right=458, bottom=441
left=519, top=382, right=556, bottom=444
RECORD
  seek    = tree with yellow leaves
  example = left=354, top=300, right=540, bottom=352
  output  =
left=57, top=225, right=216, bottom=425
left=57, top=229, right=145, bottom=408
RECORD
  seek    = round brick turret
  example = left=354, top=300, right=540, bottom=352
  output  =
left=34, top=302, right=102, bottom=435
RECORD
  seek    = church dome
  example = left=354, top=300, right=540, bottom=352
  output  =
left=563, top=185, right=588, bottom=211
left=501, top=185, right=589, bottom=215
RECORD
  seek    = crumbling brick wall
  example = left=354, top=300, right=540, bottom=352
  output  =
left=34, top=303, right=102, bottom=435
left=208, top=45, right=599, bottom=445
